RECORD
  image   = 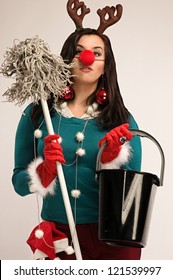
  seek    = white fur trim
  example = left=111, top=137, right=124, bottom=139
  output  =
left=34, top=249, right=48, bottom=260
left=58, top=137, right=62, bottom=144
left=33, top=240, right=74, bottom=259
left=101, top=142, right=132, bottom=169
left=54, top=238, right=74, bottom=254
left=54, top=256, right=61, bottom=260
left=27, top=157, right=56, bottom=197
left=34, top=249, right=61, bottom=260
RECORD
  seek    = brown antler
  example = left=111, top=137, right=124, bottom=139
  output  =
left=67, top=0, right=90, bottom=30
left=97, top=4, right=123, bottom=33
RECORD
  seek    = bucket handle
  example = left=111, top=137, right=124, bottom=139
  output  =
left=96, top=129, right=165, bottom=186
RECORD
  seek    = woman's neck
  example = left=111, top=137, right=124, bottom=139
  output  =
left=68, top=83, right=96, bottom=118
left=72, top=83, right=96, bottom=100
left=68, top=99, right=87, bottom=118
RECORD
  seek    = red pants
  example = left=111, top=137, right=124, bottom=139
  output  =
left=55, top=223, right=141, bottom=260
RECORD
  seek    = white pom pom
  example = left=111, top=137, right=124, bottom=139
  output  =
left=71, top=189, right=81, bottom=198
left=92, top=102, right=98, bottom=111
left=35, top=229, right=44, bottom=239
left=34, top=129, right=42, bottom=138
left=60, top=102, right=67, bottom=109
left=87, top=105, right=94, bottom=115
left=65, top=246, right=75, bottom=255
left=76, top=148, right=86, bottom=157
left=87, top=103, right=98, bottom=115
left=76, top=132, right=84, bottom=142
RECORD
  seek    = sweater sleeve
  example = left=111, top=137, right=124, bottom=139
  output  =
left=12, top=104, right=37, bottom=196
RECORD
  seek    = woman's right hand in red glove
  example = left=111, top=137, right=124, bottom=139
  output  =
left=36, top=134, right=66, bottom=188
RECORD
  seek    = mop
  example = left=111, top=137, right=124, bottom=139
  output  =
left=0, top=36, right=82, bottom=260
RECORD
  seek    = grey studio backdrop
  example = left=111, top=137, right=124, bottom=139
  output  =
left=0, top=0, right=172, bottom=260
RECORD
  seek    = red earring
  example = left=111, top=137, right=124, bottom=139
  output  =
left=96, top=88, right=108, bottom=104
left=96, top=75, right=108, bottom=104
left=61, top=86, right=74, bottom=100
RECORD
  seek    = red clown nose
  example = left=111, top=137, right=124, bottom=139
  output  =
left=79, top=50, right=95, bottom=66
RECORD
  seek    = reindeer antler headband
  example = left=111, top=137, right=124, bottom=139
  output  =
left=67, top=0, right=123, bottom=33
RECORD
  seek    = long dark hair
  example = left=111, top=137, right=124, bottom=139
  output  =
left=31, top=28, right=129, bottom=129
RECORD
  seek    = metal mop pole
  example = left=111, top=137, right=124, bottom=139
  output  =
left=40, top=97, right=82, bottom=260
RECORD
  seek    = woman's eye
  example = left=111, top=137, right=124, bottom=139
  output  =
left=75, top=50, right=82, bottom=55
left=94, top=52, right=102, bottom=57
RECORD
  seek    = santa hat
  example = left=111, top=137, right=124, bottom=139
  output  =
left=26, top=221, right=74, bottom=260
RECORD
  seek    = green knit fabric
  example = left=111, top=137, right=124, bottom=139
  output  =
left=12, top=103, right=142, bottom=224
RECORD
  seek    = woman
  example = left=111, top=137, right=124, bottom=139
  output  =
left=12, top=28, right=142, bottom=260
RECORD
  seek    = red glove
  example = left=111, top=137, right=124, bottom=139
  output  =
left=36, top=134, right=66, bottom=188
left=99, top=123, right=132, bottom=163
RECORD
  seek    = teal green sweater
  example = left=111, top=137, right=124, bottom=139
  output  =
left=12, top=104, right=142, bottom=224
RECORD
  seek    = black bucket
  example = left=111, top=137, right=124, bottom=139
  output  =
left=96, top=129, right=165, bottom=248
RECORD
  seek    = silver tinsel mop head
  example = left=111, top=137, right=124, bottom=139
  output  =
left=0, top=36, right=75, bottom=105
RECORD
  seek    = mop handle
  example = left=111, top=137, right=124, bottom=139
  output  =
left=40, top=97, right=82, bottom=260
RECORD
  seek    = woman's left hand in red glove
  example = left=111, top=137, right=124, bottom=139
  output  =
left=98, top=123, right=132, bottom=163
